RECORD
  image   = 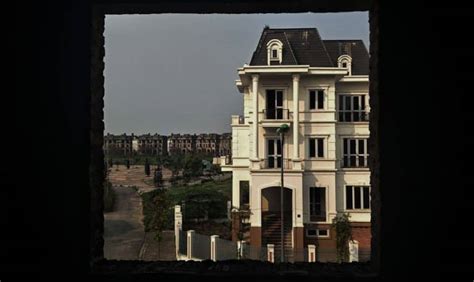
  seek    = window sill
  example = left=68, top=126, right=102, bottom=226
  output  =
left=340, top=167, right=369, bottom=171
left=344, top=209, right=371, bottom=213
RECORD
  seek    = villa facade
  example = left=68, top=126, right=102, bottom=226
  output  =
left=221, top=27, right=371, bottom=259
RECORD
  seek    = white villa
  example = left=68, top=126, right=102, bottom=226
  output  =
left=221, top=27, right=371, bottom=260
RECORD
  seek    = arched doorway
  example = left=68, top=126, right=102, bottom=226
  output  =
left=261, top=187, right=292, bottom=256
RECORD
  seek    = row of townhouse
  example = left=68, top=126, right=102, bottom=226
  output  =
left=221, top=27, right=371, bottom=259
left=104, top=133, right=232, bottom=157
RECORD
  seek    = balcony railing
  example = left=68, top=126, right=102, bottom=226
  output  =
left=261, top=109, right=291, bottom=120
left=338, top=111, right=370, bottom=122
left=261, top=157, right=292, bottom=169
left=342, top=156, right=368, bottom=168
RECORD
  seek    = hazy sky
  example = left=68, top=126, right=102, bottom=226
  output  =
left=104, top=12, right=369, bottom=135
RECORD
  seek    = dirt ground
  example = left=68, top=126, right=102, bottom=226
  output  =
left=107, top=165, right=173, bottom=193
left=104, top=167, right=177, bottom=261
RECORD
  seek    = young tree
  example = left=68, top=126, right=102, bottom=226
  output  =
left=145, top=158, right=151, bottom=176
left=153, top=168, right=163, bottom=188
left=332, top=213, right=352, bottom=263
left=145, top=189, right=172, bottom=258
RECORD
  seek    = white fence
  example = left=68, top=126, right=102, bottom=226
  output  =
left=175, top=205, right=367, bottom=262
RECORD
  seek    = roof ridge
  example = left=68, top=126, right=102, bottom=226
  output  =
left=283, top=32, right=298, bottom=64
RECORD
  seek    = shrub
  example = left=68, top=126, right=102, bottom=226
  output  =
left=141, top=189, right=174, bottom=233
left=332, top=213, right=352, bottom=263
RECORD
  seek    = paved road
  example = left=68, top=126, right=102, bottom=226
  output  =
left=104, top=186, right=145, bottom=260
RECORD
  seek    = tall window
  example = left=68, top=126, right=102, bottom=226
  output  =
left=343, top=138, right=368, bottom=167
left=310, top=187, right=326, bottom=221
left=338, top=95, right=368, bottom=121
left=266, top=139, right=282, bottom=168
left=309, top=90, right=324, bottom=110
left=345, top=186, right=370, bottom=210
left=309, top=138, right=325, bottom=158
left=265, top=90, right=284, bottom=119
left=240, top=181, right=250, bottom=208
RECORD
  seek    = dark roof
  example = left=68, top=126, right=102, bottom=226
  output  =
left=249, top=28, right=369, bottom=75
left=323, top=40, right=369, bottom=75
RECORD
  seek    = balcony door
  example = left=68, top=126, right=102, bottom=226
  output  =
left=266, top=90, right=283, bottom=119
left=267, top=138, right=282, bottom=168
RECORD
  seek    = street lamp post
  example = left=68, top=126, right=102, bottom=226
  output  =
left=276, top=124, right=289, bottom=263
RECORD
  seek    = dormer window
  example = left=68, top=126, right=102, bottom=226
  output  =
left=266, top=39, right=283, bottom=65
left=271, top=49, right=278, bottom=59
left=338, top=55, right=352, bottom=76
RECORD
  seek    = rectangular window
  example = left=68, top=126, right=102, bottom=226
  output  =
left=272, top=49, right=278, bottom=58
left=345, top=186, right=370, bottom=210
left=306, top=228, right=329, bottom=237
left=267, top=138, right=282, bottom=168
left=266, top=89, right=284, bottom=119
left=338, top=94, right=368, bottom=121
left=342, top=138, right=368, bottom=167
left=309, top=90, right=324, bottom=110
left=309, top=138, right=325, bottom=158
left=239, top=181, right=249, bottom=207
left=309, top=187, right=326, bottom=221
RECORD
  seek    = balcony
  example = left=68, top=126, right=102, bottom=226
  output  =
left=338, top=111, right=370, bottom=122
left=260, top=157, right=292, bottom=169
left=231, top=115, right=245, bottom=125
left=259, top=109, right=292, bottom=128
left=341, top=156, right=368, bottom=168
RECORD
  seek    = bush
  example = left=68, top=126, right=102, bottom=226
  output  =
left=332, top=213, right=352, bottom=263
left=141, top=189, right=174, bottom=232
left=103, top=181, right=115, bottom=212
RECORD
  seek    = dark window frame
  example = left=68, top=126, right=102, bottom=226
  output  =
left=309, top=89, right=325, bottom=110
left=309, top=186, right=327, bottom=222
left=309, top=137, right=325, bottom=158
left=345, top=185, right=371, bottom=210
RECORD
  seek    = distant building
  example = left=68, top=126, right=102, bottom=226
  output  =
left=168, top=133, right=196, bottom=155
left=104, top=133, right=231, bottom=157
left=104, top=133, right=134, bottom=156
left=137, top=134, right=168, bottom=156
left=218, top=133, right=232, bottom=157
left=195, top=133, right=220, bottom=156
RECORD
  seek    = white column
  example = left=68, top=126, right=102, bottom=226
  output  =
left=237, top=240, right=246, bottom=259
left=349, top=240, right=359, bottom=262
left=187, top=230, right=195, bottom=260
left=252, top=74, right=259, bottom=160
left=292, top=74, right=300, bottom=160
left=174, top=205, right=183, bottom=259
left=267, top=244, right=275, bottom=263
left=308, top=244, right=316, bottom=262
left=210, top=235, right=219, bottom=261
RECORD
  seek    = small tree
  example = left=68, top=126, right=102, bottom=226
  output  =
left=153, top=168, right=163, bottom=188
left=231, top=206, right=252, bottom=259
left=145, top=158, right=151, bottom=176
left=143, top=189, right=173, bottom=258
left=332, top=213, right=352, bottom=263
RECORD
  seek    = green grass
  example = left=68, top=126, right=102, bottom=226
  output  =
left=140, top=177, right=232, bottom=231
